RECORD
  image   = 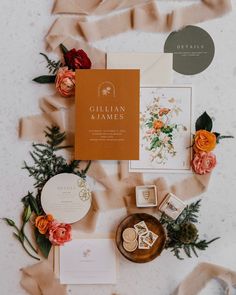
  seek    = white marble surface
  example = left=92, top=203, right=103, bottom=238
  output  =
left=1, top=1, right=236, bottom=294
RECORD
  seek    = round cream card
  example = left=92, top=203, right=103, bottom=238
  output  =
left=41, top=173, right=92, bottom=224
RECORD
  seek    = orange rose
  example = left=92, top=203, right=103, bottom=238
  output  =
left=35, top=214, right=54, bottom=234
left=153, top=120, right=164, bottom=130
left=159, top=108, right=170, bottom=116
left=194, top=130, right=216, bottom=152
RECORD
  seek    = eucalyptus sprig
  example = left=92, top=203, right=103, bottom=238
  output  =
left=39, top=53, right=62, bottom=75
left=160, top=200, right=220, bottom=260
left=23, top=126, right=89, bottom=190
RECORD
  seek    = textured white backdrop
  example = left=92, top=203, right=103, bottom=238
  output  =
left=0, top=1, right=236, bottom=294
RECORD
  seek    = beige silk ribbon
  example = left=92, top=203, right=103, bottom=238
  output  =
left=52, top=0, right=152, bottom=15
left=47, top=0, right=232, bottom=46
left=21, top=260, right=66, bottom=295
left=175, top=262, right=236, bottom=295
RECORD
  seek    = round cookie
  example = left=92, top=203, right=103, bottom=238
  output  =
left=122, top=228, right=137, bottom=242
left=123, top=240, right=138, bottom=252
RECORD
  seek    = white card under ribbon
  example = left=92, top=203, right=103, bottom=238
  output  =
left=107, top=52, right=173, bottom=86
left=60, top=239, right=117, bottom=284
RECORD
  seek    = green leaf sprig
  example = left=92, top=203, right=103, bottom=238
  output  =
left=32, top=44, right=69, bottom=84
left=195, top=112, right=234, bottom=143
left=160, top=200, right=220, bottom=260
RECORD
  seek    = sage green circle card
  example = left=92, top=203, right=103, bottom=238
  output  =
left=164, top=26, right=215, bottom=75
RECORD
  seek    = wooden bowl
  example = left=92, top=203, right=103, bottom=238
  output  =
left=116, top=213, right=166, bottom=263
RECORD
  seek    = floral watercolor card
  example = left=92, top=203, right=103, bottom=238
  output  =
left=129, top=86, right=193, bottom=173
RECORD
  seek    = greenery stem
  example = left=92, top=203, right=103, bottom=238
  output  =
left=219, top=135, right=234, bottom=139
left=21, top=224, right=38, bottom=254
left=21, top=242, right=40, bottom=261
left=13, top=225, right=40, bottom=261
left=84, top=160, right=92, bottom=174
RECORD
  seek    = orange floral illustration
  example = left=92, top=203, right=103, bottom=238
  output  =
left=153, top=120, right=164, bottom=130
left=159, top=108, right=170, bottom=116
left=142, top=96, right=187, bottom=164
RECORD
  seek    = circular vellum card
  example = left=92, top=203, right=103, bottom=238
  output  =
left=41, top=173, right=92, bottom=224
left=164, top=25, right=215, bottom=75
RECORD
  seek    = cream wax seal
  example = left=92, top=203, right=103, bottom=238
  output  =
left=41, top=173, right=91, bottom=224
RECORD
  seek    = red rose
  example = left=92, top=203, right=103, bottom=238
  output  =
left=64, top=48, right=92, bottom=70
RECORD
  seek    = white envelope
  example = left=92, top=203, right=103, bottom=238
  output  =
left=55, top=238, right=117, bottom=285
left=107, top=52, right=173, bottom=86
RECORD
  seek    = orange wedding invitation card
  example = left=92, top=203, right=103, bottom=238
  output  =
left=75, top=69, right=140, bottom=160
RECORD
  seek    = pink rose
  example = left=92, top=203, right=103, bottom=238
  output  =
left=192, top=151, right=217, bottom=175
left=55, top=67, right=75, bottom=97
left=48, top=221, right=72, bottom=246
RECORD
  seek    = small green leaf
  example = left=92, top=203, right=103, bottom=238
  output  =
left=39, top=52, right=51, bottom=63
left=183, top=245, right=191, bottom=258
left=146, top=122, right=153, bottom=128
left=28, top=194, right=41, bottom=215
left=213, top=132, right=221, bottom=144
left=2, top=218, right=15, bottom=227
left=150, top=137, right=160, bottom=150
left=195, top=112, right=213, bottom=132
left=22, top=205, right=32, bottom=223
left=216, top=134, right=234, bottom=144
left=161, top=126, right=173, bottom=134
left=206, top=237, right=220, bottom=245
left=13, top=232, right=24, bottom=243
left=33, top=75, right=56, bottom=84
left=60, top=43, right=69, bottom=55
left=35, top=230, right=52, bottom=258
left=13, top=232, right=21, bottom=242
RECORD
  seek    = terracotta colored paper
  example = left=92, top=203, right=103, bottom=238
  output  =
left=75, top=69, right=140, bottom=160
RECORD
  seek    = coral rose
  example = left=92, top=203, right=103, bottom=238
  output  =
left=159, top=108, right=170, bottom=116
left=55, top=67, right=75, bottom=97
left=64, top=48, right=92, bottom=70
left=35, top=214, right=54, bottom=234
left=192, top=152, right=217, bottom=175
left=194, top=130, right=216, bottom=152
left=153, top=120, right=164, bottom=130
left=48, top=221, right=72, bottom=246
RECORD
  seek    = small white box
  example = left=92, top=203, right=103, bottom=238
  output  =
left=159, top=193, right=186, bottom=220
left=135, top=185, right=157, bottom=207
